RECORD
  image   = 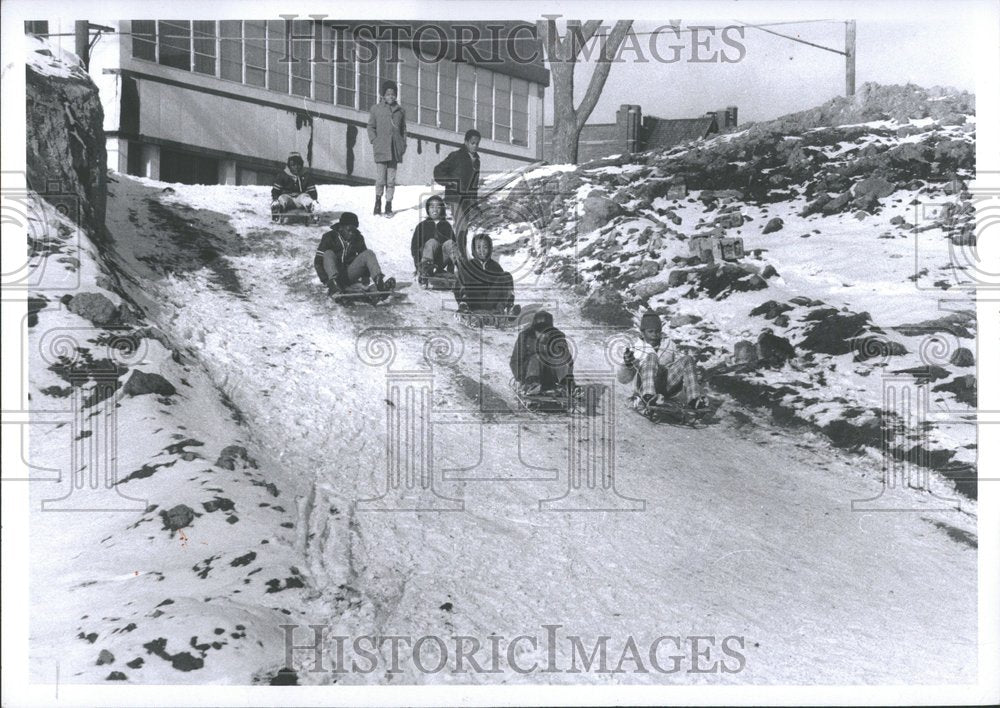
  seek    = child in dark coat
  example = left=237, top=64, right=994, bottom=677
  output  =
left=454, top=233, right=517, bottom=314
left=314, top=212, right=395, bottom=294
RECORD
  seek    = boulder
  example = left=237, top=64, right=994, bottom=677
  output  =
left=633, top=280, right=673, bottom=300
left=762, top=217, right=784, bottom=234
left=758, top=330, right=796, bottom=368
left=750, top=300, right=793, bottom=320
left=67, top=292, right=118, bottom=326
left=932, top=374, right=977, bottom=407
left=852, top=175, right=895, bottom=200
left=949, top=347, right=975, bottom=367
left=821, top=192, right=852, bottom=214
left=96, top=650, right=115, bottom=666
left=852, top=336, right=908, bottom=362
left=669, top=314, right=702, bottom=327
left=631, top=260, right=661, bottom=280
left=799, top=310, right=872, bottom=355
left=123, top=370, right=176, bottom=398
left=580, top=287, right=633, bottom=327
left=160, top=504, right=195, bottom=531
left=667, top=270, right=690, bottom=287
left=733, top=340, right=758, bottom=365
left=215, top=445, right=257, bottom=470
left=578, top=192, right=623, bottom=234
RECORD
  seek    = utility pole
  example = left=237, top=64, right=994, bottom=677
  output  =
left=845, top=20, right=856, bottom=96
left=75, top=21, right=91, bottom=70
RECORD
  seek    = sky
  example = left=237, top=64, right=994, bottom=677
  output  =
left=552, top=12, right=985, bottom=126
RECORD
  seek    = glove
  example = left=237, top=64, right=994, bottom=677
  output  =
left=623, top=347, right=636, bottom=369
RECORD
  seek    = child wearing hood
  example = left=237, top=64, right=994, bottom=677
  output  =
left=618, top=311, right=708, bottom=409
left=510, top=310, right=575, bottom=395
left=454, top=233, right=518, bottom=314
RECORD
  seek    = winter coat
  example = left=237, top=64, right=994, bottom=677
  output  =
left=367, top=101, right=407, bottom=164
left=271, top=167, right=318, bottom=201
left=410, top=218, right=456, bottom=269
left=315, top=225, right=368, bottom=287
left=509, top=323, right=573, bottom=385
left=433, top=147, right=480, bottom=201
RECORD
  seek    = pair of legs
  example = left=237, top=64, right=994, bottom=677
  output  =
left=274, top=193, right=315, bottom=212
left=314, top=250, right=385, bottom=290
left=635, top=354, right=704, bottom=404
left=420, top=238, right=458, bottom=275
left=375, top=161, right=398, bottom=202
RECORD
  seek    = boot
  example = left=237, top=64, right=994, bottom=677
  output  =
left=373, top=196, right=382, bottom=215
left=384, top=200, right=393, bottom=217
left=375, top=274, right=396, bottom=292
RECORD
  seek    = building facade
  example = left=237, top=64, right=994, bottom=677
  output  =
left=72, top=20, right=549, bottom=186
left=543, top=104, right=738, bottom=164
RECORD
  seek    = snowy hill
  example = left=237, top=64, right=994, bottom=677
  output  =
left=484, top=83, right=977, bottom=497
left=23, top=34, right=978, bottom=687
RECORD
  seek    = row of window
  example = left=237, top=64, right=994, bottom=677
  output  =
left=130, top=20, right=531, bottom=146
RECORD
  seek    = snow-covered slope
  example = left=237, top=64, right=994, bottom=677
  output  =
left=29, top=169, right=978, bottom=685
left=486, top=84, right=978, bottom=497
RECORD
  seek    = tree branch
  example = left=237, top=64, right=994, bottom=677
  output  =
left=575, top=20, right=632, bottom=128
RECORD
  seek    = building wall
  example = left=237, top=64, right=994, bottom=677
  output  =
left=542, top=105, right=642, bottom=165
left=90, top=22, right=546, bottom=186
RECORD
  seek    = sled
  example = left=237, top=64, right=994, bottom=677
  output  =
left=454, top=309, right=520, bottom=329
left=513, top=382, right=604, bottom=415
left=420, top=272, right=457, bottom=290
left=331, top=280, right=411, bottom=306
left=272, top=208, right=331, bottom=226
left=632, top=395, right=721, bottom=427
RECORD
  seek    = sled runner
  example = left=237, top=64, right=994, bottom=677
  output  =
left=632, top=395, right=721, bottom=427
left=331, top=281, right=410, bottom=306
left=454, top=309, right=520, bottom=329
left=512, top=382, right=603, bottom=415
left=272, top=208, right=332, bottom=225
left=421, top=272, right=457, bottom=290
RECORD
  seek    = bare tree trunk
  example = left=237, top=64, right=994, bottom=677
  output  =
left=541, top=19, right=633, bottom=164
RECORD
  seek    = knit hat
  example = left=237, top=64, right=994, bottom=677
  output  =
left=338, top=212, right=359, bottom=228
left=639, top=311, right=662, bottom=331
left=532, top=310, right=554, bottom=331
left=287, top=151, right=304, bottom=166
left=381, top=80, right=398, bottom=95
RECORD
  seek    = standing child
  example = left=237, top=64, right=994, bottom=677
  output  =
left=367, top=80, right=407, bottom=217
left=433, top=129, right=481, bottom=256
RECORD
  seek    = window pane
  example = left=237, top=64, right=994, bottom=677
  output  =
left=476, top=69, right=493, bottom=140
left=219, top=21, right=242, bottom=82
left=457, top=63, right=475, bottom=133
left=439, top=61, right=456, bottom=132
left=512, top=78, right=529, bottom=146
left=336, top=34, right=356, bottom=108
left=315, top=25, right=335, bottom=103
left=378, top=38, right=397, bottom=88
left=131, top=20, right=156, bottom=61
left=358, top=57, right=377, bottom=111
left=267, top=20, right=288, bottom=93
left=245, top=21, right=266, bottom=88
left=192, top=21, right=216, bottom=75
left=494, top=72, right=510, bottom=142
left=399, top=46, right=418, bottom=119
left=419, top=62, right=437, bottom=126
left=158, top=21, right=190, bottom=70
left=290, top=19, right=312, bottom=97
